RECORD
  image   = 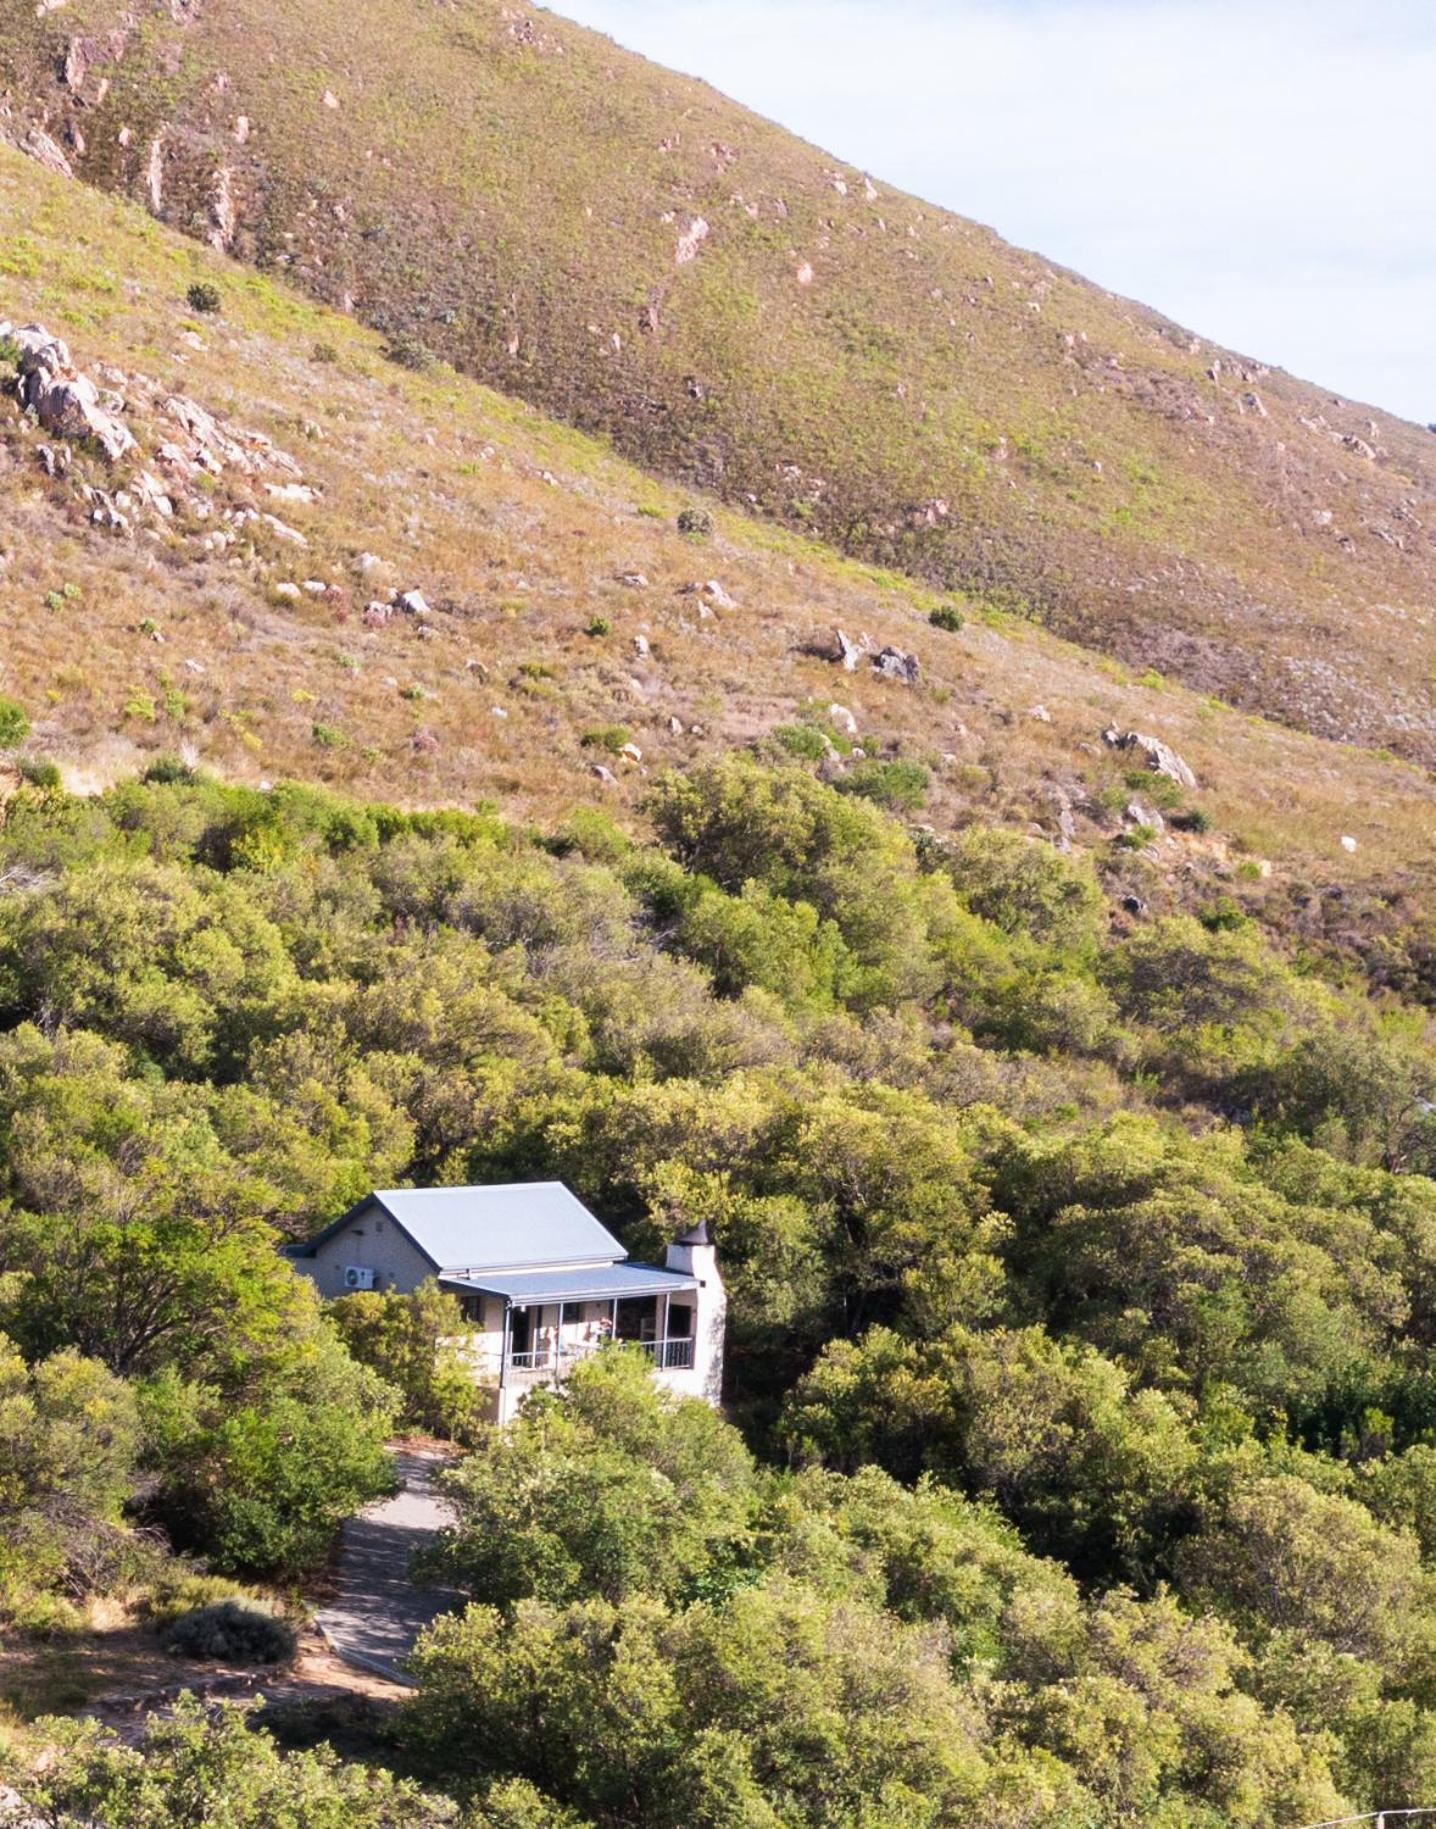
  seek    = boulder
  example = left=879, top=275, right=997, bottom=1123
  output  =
left=871, top=646, right=920, bottom=684
left=395, top=589, right=431, bottom=616
left=827, top=703, right=858, bottom=735
left=800, top=627, right=864, bottom=671
left=1102, top=727, right=1197, bottom=790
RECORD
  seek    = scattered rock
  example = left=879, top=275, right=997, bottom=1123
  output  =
left=1121, top=895, right=1146, bottom=916
left=589, top=763, right=617, bottom=783
left=675, top=215, right=710, bottom=266
left=667, top=715, right=685, bottom=735
left=617, top=571, right=649, bottom=588
left=395, top=588, right=431, bottom=616
left=679, top=579, right=735, bottom=610
left=261, top=513, right=308, bottom=547
left=272, top=581, right=301, bottom=600
left=1339, top=834, right=1358, bottom=854
left=1239, top=390, right=1267, bottom=417
left=1341, top=434, right=1377, bottom=461
left=827, top=703, right=858, bottom=735
left=1125, top=800, right=1164, bottom=833
left=1102, top=727, right=1197, bottom=790
left=871, top=646, right=920, bottom=684
left=1028, top=704, right=1051, bottom=722
left=619, top=742, right=643, bottom=765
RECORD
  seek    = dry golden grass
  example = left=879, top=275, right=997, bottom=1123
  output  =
left=0, top=145, right=1432, bottom=939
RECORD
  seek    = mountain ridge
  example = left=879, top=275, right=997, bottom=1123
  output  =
left=2, top=0, right=1433, bottom=759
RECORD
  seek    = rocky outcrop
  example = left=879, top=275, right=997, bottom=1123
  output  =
left=2, top=322, right=136, bottom=461
left=1102, top=727, right=1197, bottom=790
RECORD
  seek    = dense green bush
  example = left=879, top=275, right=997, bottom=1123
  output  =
left=0, top=762, right=1432, bottom=1818
left=2, top=1697, right=467, bottom=1827
left=330, top=1281, right=487, bottom=1441
left=0, top=695, right=29, bottom=747
left=185, top=282, right=222, bottom=314
left=165, top=1598, right=297, bottom=1664
left=832, top=757, right=929, bottom=810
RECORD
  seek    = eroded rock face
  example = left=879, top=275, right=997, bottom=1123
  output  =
left=1102, top=726, right=1197, bottom=790
left=3, top=322, right=137, bottom=461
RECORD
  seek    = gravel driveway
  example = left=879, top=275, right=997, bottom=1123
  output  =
left=313, top=1445, right=459, bottom=1685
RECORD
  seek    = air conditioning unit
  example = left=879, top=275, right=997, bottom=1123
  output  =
left=343, top=1265, right=376, bottom=1290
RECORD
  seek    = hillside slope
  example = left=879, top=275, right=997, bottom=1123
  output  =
left=2, top=141, right=1435, bottom=998
left=1, top=0, right=1433, bottom=759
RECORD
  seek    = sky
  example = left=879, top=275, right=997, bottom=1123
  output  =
left=551, top=0, right=1436, bottom=423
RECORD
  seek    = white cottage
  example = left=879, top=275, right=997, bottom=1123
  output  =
left=288, top=1182, right=725, bottom=1423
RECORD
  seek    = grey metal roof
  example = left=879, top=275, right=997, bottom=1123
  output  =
left=374, top=1183, right=626, bottom=1271
left=291, top=1182, right=626, bottom=1271
left=441, top=1263, right=699, bottom=1304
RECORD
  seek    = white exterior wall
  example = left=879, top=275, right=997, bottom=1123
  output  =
left=301, top=1204, right=435, bottom=1300
left=659, top=1240, right=726, bottom=1406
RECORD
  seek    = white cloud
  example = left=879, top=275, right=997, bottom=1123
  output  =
left=549, top=0, right=1436, bottom=419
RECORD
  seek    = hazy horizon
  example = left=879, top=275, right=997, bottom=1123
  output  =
left=553, top=0, right=1435, bottom=424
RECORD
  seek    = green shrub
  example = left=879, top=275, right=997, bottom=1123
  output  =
left=773, top=723, right=829, bottom=761
left=312, top=722, right=346, bottom=749
left=585, top=616, right=612, bottom=637
left=311, top=341, right=339, bottom=364
left=142, top=1572, right=255, bottom=1625
left=186, top=282, right=222, bottom=315
left=580, top=724, right=630, bottom=755
left=677, top=507, right=714, bottom=538
left=141, top=754, right=198, bottom=785
left=1199, top=896, right=1248, bottom=932
left=16, top=756, right=61, bottom=789
left=833, top=758, right=929, bottom=811
left=928, top=603, right=965, bottom=633
left=166, top=1599, right=297, bottom=1665
left=0, top=696, right=29, bottom=748
left=1171, top=807, right=1213, bottom=834
left=385, top=333, right=434, bottom=372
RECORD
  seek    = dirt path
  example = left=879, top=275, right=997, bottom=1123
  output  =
left=312, top=1445, right=459, bottom=1686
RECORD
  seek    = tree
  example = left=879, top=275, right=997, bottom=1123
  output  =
left=424, top=1350, right=759, bottom=1607
left=142, top=1329, right=398, bottom=1579
left=944, top=826, right=1103, bottom=952
left=1175, top=1475, right=1427, bottom=1664
left=404, top=1585, right=995, bottom=1827
left=330, top=1281, right=486, bottom=1440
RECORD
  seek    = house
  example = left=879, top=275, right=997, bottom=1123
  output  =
left=287, top=1182, right=725, bottom=1423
